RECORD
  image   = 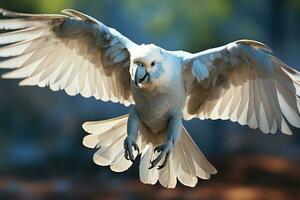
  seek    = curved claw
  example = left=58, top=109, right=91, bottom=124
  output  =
left=124, top=149, right=133, bottom=162
left=154, top=145, right=163, bottom=153
left=133, top=142, right=140, bottom=155
left=149, top=143, right=172, bottom=170
left=124, top=149, right=134, bottom=162
left=124, top=137, right=139, bottom=162
left=157, top=152, right=170, bottom=170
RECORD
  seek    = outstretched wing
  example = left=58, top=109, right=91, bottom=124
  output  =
left=181, top=40, right=300, bottom=134
left=0, top=8, right=138, bottom=106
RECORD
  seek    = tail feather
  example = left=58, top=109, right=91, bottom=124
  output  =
left=83, top=115, right=134, bottom=172
left=139, top=145, right=159, bottom=185
left=158, top=152, right=177, bottom=188
left=110, top=155, right=132, bottom=172
left=93, top=133, right=126, bottom=166
left=161, top=127, right=216, bottom=187
left=83, top=115, right=128, bottom=134
left=175, top=142, right=198, bottom=187
left=181, top=127, right=217, bottom=176
left=82, top=115, right=217, bottom=188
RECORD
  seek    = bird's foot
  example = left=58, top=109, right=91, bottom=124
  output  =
left=149, top=142, right=172, bottom=170
left=124, top=136, right=139, bottom=162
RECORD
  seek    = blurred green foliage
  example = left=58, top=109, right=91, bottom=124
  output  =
left=125, top=0, right=231, bottom=51
left=0, top=0, right=73, bottom=13
left=1, top=0, right=299, bottom=53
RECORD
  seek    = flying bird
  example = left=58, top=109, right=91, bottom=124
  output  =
left=0, top=8, right=300, bottom=188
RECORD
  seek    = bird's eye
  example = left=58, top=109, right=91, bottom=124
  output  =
left=151, top=61, right=155, bottom=67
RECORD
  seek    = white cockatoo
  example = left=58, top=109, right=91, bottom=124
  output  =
left=0, top=8, right=300, bottom=188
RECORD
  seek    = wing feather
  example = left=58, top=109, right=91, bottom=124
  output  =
left=0, top=8, right=137, bottom=105
left=182, top=40, right=300, bottom=134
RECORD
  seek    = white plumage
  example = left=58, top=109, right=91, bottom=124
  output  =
left=0, top=8, right=299, bottom=188
left=182, top=41, right=300, bottom=135
left=82, top=115, right=216, bottom=188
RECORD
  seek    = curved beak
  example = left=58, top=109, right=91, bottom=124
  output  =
left=134, top=62, right=149, bottom=86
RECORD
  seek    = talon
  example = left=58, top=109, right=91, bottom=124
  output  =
left=157, top=152, right=170, bottom=170
left=124, top=137, right=139, bottom=162
left=148, top=161, right=155, bottom=169
left=157, top=165, right=164, bottom=170
left=154, top=147, right=159, bottom=153
left=133, top=143, right=140, bottom=155
left=149, top=143, right=172, bottom=169
left=154, top=145, right=164, bottom=153
left=124, top=152, right=134, bottom=162
left=129, top=152, right=135, bottom=162
left=125, top=151, right=128, bottom=160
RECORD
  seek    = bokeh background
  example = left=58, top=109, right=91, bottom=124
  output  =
left=0, top=0, right=299, bottom=199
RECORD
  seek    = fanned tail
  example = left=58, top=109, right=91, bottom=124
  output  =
left=82, top=115, right=134, bottom=172
left=82, top=115, right=217, bottom=188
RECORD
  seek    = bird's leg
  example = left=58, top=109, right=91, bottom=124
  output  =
left=124, top=108, right=140, bottom=162
left=149, top=115, right=182, bottom=169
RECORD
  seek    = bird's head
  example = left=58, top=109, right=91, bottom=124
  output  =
left=130, top=44, right=177, bottom=90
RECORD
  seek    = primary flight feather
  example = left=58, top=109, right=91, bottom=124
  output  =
left=0, top=8, right=299, bottom=188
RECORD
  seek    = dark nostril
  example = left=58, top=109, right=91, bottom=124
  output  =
left=135, top=61, right=145, bottom=68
